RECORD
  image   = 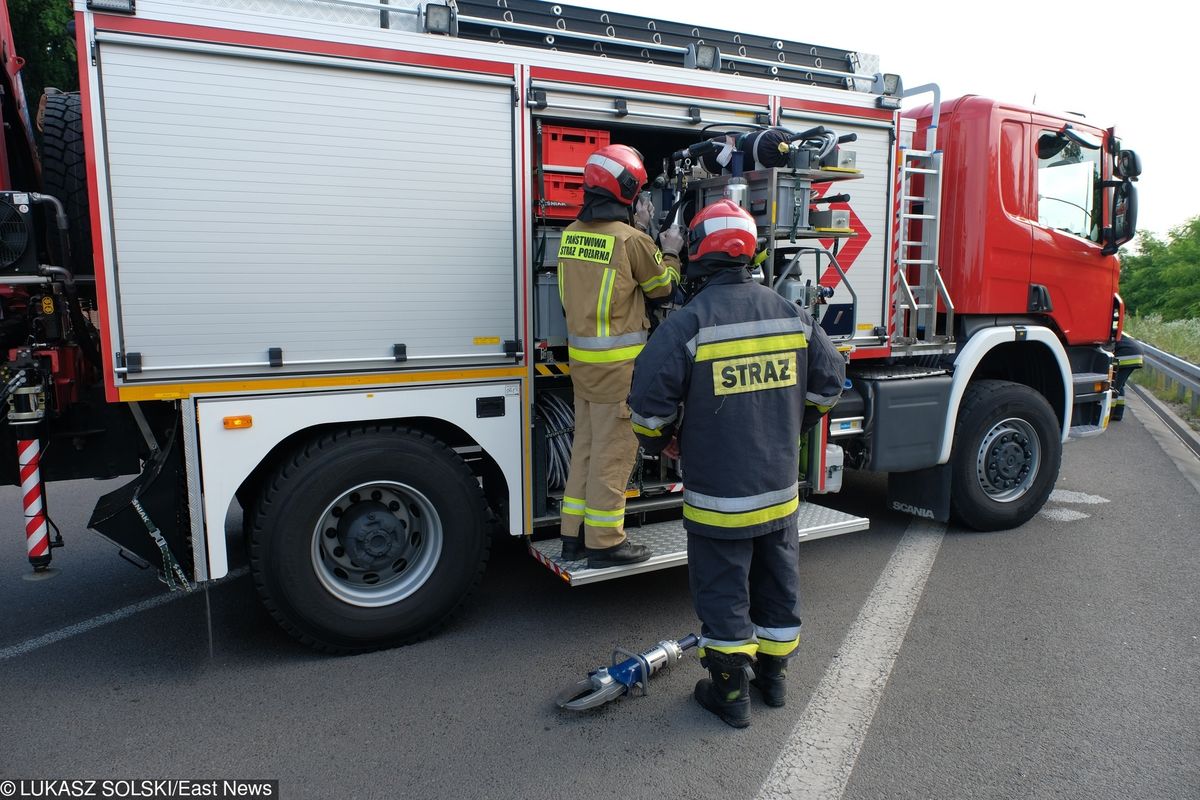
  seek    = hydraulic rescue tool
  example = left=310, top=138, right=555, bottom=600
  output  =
left=555, top=634, right=698, bottom=711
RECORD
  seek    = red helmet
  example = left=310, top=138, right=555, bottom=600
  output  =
left=583, top=144, right=647, bottom=206
left=688, top=199, right=758, bottom=261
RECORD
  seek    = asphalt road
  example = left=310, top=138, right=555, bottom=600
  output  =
left=0, top=394, right=1196, bottom=800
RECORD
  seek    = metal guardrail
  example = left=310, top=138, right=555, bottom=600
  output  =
left=1127, top=336, right=1200, bottom=416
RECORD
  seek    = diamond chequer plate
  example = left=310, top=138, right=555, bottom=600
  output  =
left=529, top=502, right=868, bottom=586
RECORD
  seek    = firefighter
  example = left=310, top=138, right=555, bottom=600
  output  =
left=628, top=199, right=845, bottom=728
left=558, top=144, right=684, bottom=568
left=1111, top=337, right=1143, bottom=421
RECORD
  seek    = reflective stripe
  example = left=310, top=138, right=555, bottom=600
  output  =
left=699, top=639, right=759, bottom=658
left=697, top=214, right=758, bottom=238
left=558, top=265, right=564, bottom=304
left=1114, top=397, right=1126, bottom=406
left=685, top=336, right=698, bottom=358
left=561, top=496, right=586, bottom=517
left=755, top=625, right=802, bottom=641
left=585, top=507, right=625, bottom=527
left=569, top=331, right=648, bottom=351
left=695, top=333, right=807, bottom=362
left=631, top=409, right=678, bottom=430
left=586, top=152, right=625, bottom=179
left=640, top=266, right=679, bottom=293
left=756, top=637, right=800, bottom=657
left=596, top=267, right=616, bottom=337
left=684, top=484, right=798, bottom=514
left=697, top=317, right=810, bottom=345
left=807, top=391, right=842, bottom=407
left=569, top=344, right=645, bottom=363
left=585, top=507, right=625, bottom=521
left=1117, top=356, right=1144, bottom=366
left=632, top=422, right=662, bottom=438
left=684, top=496, right=799, bottom=528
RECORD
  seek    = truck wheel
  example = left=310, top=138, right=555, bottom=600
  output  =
left=39, top=92, right=92, bottom=275
left=249, top=426, right=491, bottom=653
left=949, top=380, right=1061, bottom=531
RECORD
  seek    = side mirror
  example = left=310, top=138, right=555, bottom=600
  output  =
left=1115, top=149, right=1142, bottom=180
left=1102, top=181, right=1138, bottom=256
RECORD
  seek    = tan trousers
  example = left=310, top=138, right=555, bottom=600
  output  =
left=560, top=396, right=639, bottom=549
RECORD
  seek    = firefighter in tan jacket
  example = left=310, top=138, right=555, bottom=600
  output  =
left=558, top=144, right=683, bottom=567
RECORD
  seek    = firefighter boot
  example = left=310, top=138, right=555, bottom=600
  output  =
left=561, top=535, right=584, bottom=561
left=750, top=654, right=789, bottom=708
left=694, top=650, right=753, bottom=728
left=586, top=539, right=651, bottom=568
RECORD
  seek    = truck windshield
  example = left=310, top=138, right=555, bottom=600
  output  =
left=1037, top=135, right=1103, bottom=242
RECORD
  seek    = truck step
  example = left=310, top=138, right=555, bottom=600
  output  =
left=528, top=502, right=869, bottom=586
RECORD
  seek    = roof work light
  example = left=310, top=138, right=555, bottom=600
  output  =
left=87, top=0, right=136, bottom=12
left=423, top=3, right=456, bottom=35
left=686, top=43, right=722, bottom=72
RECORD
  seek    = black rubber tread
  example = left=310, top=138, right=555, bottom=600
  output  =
left=39, top=92, right=92, bottom=274
left=949, top=379, right=1062, bottom=532
left=248, top=425, right=492, bottom=654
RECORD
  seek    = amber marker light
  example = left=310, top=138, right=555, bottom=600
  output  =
left=223, top=415, right=253, bottom=430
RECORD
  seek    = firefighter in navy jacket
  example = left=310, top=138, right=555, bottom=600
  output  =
left=628, top=199, right=845, bottom=728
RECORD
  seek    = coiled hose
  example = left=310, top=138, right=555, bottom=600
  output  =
left=537, top=392, right=575, bottom=490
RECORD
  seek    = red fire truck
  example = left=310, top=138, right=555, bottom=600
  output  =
left=0, top=0, right=1139, bottom=652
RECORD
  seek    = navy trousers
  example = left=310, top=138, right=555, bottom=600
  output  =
left=687, top=525, right=803, bottom=658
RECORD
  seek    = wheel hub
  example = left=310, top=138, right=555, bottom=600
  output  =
left=976, top=419, right=1041, bottom=503
left=339, top=501, right=408, bottom=570
left=311, top=481, right=444, bottom=608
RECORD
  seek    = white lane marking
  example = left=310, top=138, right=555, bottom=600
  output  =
left=0, top=567, right=249, bottom=662
left=1039, top=508, right=1090, bottom=523
left=1048, top=489, right=1110, bottom=505
left=757, top=520, right=945, bottom=800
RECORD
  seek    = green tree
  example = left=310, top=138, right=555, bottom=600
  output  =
left=1120, top=216, right=1200, bottom=321
left=8, top=0, right=76, bottom=113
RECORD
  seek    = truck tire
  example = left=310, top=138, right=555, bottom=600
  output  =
left=248, top=425, right=491, bottom=653
left=39, top=92, right=92, bottom=275
left=949, top=380, right=1061, bottom=531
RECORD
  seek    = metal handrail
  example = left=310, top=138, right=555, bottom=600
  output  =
left=1127, top=335, right=1200, bottom=415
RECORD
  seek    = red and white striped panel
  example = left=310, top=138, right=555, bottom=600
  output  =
left=528, top=541, right=572, bottom=584
left=17, top=438, right=50, bottom=564
left=888, top=142, right=904, bottom=341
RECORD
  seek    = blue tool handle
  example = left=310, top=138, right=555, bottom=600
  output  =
left=611, top=655, right=648, bottom=687
left=678, top=634, right=699, bottom=651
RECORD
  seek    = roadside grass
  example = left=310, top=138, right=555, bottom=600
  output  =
left=1125, top=314, right=1200, bottom=362
left=1124, top=314, right=1200, bottom=430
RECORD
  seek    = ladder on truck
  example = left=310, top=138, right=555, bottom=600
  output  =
left=453, top=0, right=869, bottom=90
left=893, top=85, right=955, bottom=352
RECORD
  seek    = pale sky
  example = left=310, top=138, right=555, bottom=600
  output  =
left=572, top=0, right=1196, bottom=240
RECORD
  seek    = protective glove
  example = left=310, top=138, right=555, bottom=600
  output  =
left=663, top=436, right=680, bottom=460
left=658, top=224, right=686, bottom=258
left=633, top=193, right=655, bottom=232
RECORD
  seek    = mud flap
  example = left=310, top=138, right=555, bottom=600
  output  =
left=88, top=421, right=193, bottom=584
left=887, top=463, right=952, bottom=523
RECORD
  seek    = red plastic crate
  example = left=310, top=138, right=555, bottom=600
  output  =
left=535, top=172, right=585, bottom=219
left=541, top=125, right=610, bottom=169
